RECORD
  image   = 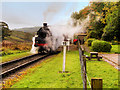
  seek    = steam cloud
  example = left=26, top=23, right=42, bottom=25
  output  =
left=43, top=3, right=66, bottom=22
left=31, top=14, right=90, bottom=54
left=49, top=15, right=90, bottom=50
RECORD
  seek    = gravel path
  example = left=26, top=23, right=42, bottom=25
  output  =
left=100, top=54, right=119, bottom=70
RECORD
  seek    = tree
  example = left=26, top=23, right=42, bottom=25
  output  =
left=88, top=20, right=105, bottom=39
left=0, top=22, right=11, bottom=40
left=102, top=8, right=120, bottom=41
left=71, top=1, right=120, bottom=41
left=71, top=6, right=90, bottom=21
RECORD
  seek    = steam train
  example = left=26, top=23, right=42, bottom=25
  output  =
left=34, top=23, right=53, bottom=53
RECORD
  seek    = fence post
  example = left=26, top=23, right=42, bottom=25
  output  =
left=63, top=42, right=67, bottom=72
left=91, top=78, right=102, bottom=90
left=78, top=37, right=87, bottom=89
left=83, top=55, right=86, bottom=73
left=83, top=55, right=87, bottom=89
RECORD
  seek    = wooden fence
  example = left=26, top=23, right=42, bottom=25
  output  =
left=78, top=39, right=87, bottom=89
left=78, top=39, right=102, bottom=90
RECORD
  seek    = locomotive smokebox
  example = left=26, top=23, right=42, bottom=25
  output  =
left=43, top=23, right=47, bottom=27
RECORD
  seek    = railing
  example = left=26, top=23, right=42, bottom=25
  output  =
left=78, top=39, right=87, bottom=89
left=78, top=38, right=102, bottom=90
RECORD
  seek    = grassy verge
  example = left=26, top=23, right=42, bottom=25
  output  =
left=11, top=51, right=82, bottom=88
left=1, top=52, right=32, bottom=63
left=84, top=52, right=118, bottom=88
left=86, top=60, right=118, bottom=88
left=1, top=49, right=26, bottom=56
left=8, top=51, right=118, bottom=88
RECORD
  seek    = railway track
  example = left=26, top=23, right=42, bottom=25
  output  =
left=0, top=52, right=59, bottom=78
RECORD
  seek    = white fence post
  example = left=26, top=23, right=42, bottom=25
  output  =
left=62, top=41, right=67, bottom=72
left=63, top=45, right=66, bottom=72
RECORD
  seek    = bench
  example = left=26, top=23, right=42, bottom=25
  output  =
left=86, top=52, right=102, bottom=61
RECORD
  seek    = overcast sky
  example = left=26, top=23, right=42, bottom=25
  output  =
left=1, top=1, right=90, bottom=29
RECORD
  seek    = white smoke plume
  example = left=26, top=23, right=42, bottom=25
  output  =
left=43, top=3, right=66, bottom=22
left=30, top=15, right=90, bottom=54
left=48, top=15, right=90, bottom=50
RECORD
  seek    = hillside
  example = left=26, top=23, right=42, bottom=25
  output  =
left=4, top=30, right=34, bottom=42
left=12, top=26, right=40, bottom=33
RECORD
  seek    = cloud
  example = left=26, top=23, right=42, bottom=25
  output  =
left=3, top=15, right=30, bottom=25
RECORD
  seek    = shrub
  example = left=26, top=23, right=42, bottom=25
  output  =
left=88, top=31, right=97, bottom=38
left=1, top=49, right=24, bottom=56
left=87, top=38, right=96, bottom=46
left=92, top=40, right=112, bottom=52
left=111, top=40, right=118, bottom=45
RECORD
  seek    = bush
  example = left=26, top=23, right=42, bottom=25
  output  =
left=88, top=31, right=97, bottom=38
left=87, top=38, right=96, bottom=46
left=92, top=40, right=112, bottom=52
left=1, top=49, right=24, bottom=56
left=111, top=40, right=118, bottom=45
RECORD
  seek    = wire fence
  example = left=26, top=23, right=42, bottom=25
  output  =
left=78, top=39, right=87, bottom=89
left=78, top=38, right=103, bottom=89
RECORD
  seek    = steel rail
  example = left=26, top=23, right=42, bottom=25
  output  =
left=0, top=54, right=38, bottom=67
left=0, top=54, right=50, bottom=78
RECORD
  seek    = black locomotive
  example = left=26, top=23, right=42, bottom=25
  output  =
left=34, top=23, right=53, bottom=53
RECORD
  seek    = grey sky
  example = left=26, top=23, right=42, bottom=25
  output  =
left=1, top=1, right=89, bottom=29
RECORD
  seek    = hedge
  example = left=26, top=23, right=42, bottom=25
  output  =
left=87, top=38, right=96, bottom=46
left=92, top=40, right=112, bottom=52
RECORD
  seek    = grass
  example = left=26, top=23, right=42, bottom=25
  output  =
left=84, top=52, right=118, bottom=88
left=111, top=45, right=120, bottom=53
left=1, top=51, right=32, bottom=63
left=1, top=49, right=25, bottom=56
left=8, top=36, right=24, bottom=42
left=5, top=30, right=33, bottom=42
left=9, top=51, right=118, bottom=88
left=86, top=61, right=118, bottom=88
left=11, top=51, right=83, bottom=88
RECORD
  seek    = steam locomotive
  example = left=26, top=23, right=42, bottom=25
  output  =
left=34, top=23, right=53, bottom=53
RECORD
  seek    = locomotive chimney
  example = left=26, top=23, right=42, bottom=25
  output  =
left=43, top=23, right=47, bottom=27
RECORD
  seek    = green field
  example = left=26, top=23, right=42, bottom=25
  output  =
left=5, top=30, right=34, bottom=42
left=1, top=51, right=32, bottom=63
left=10, top=51, right=118, bottom=88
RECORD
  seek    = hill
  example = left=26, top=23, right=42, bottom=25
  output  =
left=12, top=27, right=40, bottom=33
left=4, top=30, right=34, bottom=42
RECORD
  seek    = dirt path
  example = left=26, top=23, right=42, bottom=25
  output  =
left=99, top=54, right=119, bottom=70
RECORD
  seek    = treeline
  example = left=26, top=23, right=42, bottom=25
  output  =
left=71, top=1, right=120, bottom=41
